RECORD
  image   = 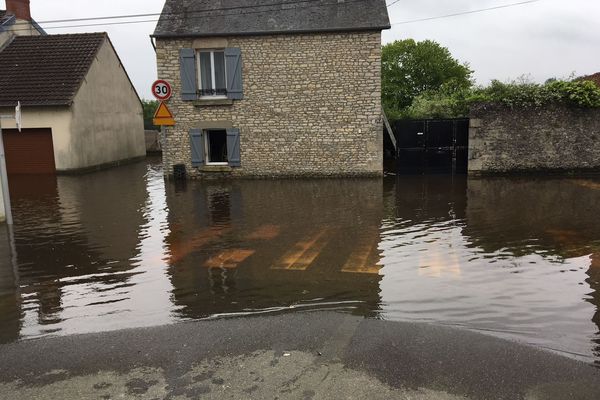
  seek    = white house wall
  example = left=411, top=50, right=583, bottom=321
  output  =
left=68, top=38, right=146, bottom=171
left=0, top=106, right=73, bottom=171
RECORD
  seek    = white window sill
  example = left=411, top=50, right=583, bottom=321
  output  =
left=199, top=165, right=233, bottom=173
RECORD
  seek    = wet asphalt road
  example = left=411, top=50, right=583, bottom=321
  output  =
left=0, top=312, right=599, bottom=399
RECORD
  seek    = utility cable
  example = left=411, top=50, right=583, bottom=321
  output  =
left=391, top=0, right=542, bottom=25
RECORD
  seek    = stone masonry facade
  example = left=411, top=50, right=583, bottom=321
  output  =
left=156, top=31, right=383, bottom=178
left=469, top=103, right=600, bottom=174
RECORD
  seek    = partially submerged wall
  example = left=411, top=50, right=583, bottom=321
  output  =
left=156, top=31, right=383, bottom=178
left=69, top=38, right=146, bottom=171
left=468, top=103, right=600, bottom=174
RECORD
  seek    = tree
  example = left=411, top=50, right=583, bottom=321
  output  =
left=142, top=99, right=160, bottom=130
left=382, top=39, right=473, bottom=119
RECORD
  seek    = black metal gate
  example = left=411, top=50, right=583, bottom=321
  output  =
left=394, top=118, right=469, bottom=173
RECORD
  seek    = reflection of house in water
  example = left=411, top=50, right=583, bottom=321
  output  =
left=1, top=163, right=149, bottom=340
left=383, top=175, right=467, bottom=279
left=164, top=179, right=385, bottom=319
left=464, top=178, right=600, bottom=363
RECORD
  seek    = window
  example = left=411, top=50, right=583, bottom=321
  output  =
left=180, top=47, right=243, bottom=101
left=205, top=129, right=228, bottom=164
left=189, top=127, right=241, bottom=168
left=197, top=50, right=227, bottom=98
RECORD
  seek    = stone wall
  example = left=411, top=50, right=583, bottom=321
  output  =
left=469, top=103, right=600, bottom=174
left=155, top=31, right=383, bottom=178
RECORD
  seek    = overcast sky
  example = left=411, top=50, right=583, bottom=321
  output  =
left=4, top=0, right=599, bottom=99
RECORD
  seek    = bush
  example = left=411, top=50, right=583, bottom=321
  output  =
left=142, top=99, right=160, bottom=130
left=390, top=79, right=600, bottom=121
left=471, top=79, right=600, bottom=109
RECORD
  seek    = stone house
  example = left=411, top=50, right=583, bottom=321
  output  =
left=0, top=1, right=145, bottom=176
left=152, top=0, right=390, bottom=178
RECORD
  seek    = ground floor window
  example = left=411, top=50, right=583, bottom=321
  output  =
left=189, top=127, right=241, bottom=168
left=205, top=129, right=228, bottom=164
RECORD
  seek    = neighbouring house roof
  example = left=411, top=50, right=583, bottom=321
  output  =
left=578, top=72, right=600, bottom=87
left=152, top=0, right=391, bottom=38
left=0, top=9, right=14, bottom=26
left=0, top=9, right=46, bottom=35
left=0, top=33, right=107, bottom=107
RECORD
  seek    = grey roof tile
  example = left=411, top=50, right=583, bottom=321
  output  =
left=0, top=33, right=106, bottom=107
left=153, top=0, right=390, bottom=38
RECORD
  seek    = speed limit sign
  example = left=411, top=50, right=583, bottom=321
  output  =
left=152, top=80, right=172, bottom=101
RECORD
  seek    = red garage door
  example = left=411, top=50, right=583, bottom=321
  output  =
left=2, top=128, right=56, bottom=174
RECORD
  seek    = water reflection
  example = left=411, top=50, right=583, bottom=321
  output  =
left=164, top=178, right=384, bottom=319
left=379, top=175, right=600, bottom=363
left=0, top=160, right=600, bottom=365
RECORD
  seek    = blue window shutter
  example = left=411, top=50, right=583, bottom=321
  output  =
left=225, top=48, right=243, bottom=100
left=179, top=48, right=197, bottom=100
left=226, top=128, right=241, bottom=167
left=189, top=129, right=204, bottom=167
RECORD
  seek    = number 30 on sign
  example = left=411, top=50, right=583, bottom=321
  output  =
left=152, top=80, right=172, bottom=101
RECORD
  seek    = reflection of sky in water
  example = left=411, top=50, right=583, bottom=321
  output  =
left=1, top=159, right=600, bottom=365
left=379, top=219, right=595, bottom=361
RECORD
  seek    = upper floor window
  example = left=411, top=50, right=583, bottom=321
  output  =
left=197, top=50, right=227, bottom=98
left=179, top=47, right=243, bottom=101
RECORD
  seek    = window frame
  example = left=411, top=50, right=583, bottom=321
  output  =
left=196, top=49, right=228, bottom=99
left=203, top=129, right=229, bottom=166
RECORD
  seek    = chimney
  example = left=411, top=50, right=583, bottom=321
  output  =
left=6, top=0, right=31, bottom=21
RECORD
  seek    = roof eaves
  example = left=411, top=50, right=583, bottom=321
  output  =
left=152, top=24, right=391, bottom=39
left=0, top=101, right=72, bottom=108
left=31, top=18, right=47, bottom=35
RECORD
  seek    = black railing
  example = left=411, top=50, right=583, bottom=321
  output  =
left=199, top=88, right=227, bottom=96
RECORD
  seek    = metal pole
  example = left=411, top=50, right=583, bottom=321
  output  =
left=0, top=121, right=13, bottom=225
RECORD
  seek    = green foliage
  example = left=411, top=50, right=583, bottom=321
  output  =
left=399, top=82, right=471, bottom=120
left=392, top=79, right=600, bottom=120
left=382, top=39, right=473, bottom=117
left=548, top=80, right=600, bottom=108
left=142, top=99, right=160, bottom=130
left=472, top=79, right=600, bottom=108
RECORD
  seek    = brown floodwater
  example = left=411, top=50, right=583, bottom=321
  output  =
left=1, top=158, right=599, bottom=365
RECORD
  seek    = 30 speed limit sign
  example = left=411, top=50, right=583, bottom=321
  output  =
left=152, top=80, right=172, bottom=101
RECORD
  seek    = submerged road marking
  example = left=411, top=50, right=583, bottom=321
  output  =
left=341, top=242, right=382, bottom=274
left=245, top=224, right=281, bottom=241
left=204, top=249, right=255, bottom=269
left=272, top=229, right=329, bottom=271
left=167, top=226, right=230, bottom=265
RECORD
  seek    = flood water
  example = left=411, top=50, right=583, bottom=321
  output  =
left=1, top=158, right=600, bottom=365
